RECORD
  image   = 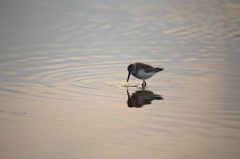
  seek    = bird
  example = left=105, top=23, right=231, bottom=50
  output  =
left=127, top=62, right=164, bottom=87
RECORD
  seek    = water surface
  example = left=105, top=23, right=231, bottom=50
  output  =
left=0, top=0, right=240, bottom=159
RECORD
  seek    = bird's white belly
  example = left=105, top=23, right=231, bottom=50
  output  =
left=134, top=69, right=156, bottom=80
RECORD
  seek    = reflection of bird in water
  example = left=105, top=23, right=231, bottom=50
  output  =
left=127, top=89, right=164, bottom=108
left=127, top=62, right=164, bottom=87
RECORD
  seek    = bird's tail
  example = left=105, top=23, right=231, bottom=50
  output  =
left=155, top=68, right=164, bottom=72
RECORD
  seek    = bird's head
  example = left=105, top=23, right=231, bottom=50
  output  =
left=127, top=64, right=134, bottom=82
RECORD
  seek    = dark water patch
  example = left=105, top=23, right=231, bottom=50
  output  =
left=0, top=88, right=28, bottom=95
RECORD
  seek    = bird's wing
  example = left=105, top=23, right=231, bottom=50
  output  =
left=137, top=63, right=155, bottom=73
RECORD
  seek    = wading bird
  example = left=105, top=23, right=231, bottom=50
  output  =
left=127, top=62, right=164, bottom=87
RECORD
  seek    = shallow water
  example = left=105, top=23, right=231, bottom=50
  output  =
left=0, top=0, right=240, bottom=159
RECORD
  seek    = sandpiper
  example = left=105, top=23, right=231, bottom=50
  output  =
left=127, top=62, right=164, bottom=87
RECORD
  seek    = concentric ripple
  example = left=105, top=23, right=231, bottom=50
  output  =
left=0, top=52, right=191, bottom=104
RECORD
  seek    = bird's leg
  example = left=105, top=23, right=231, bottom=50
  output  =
left=142, top=80, right=146, bottom=88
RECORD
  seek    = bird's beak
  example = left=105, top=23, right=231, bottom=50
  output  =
left=127, top=70, right=131, bottom=82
